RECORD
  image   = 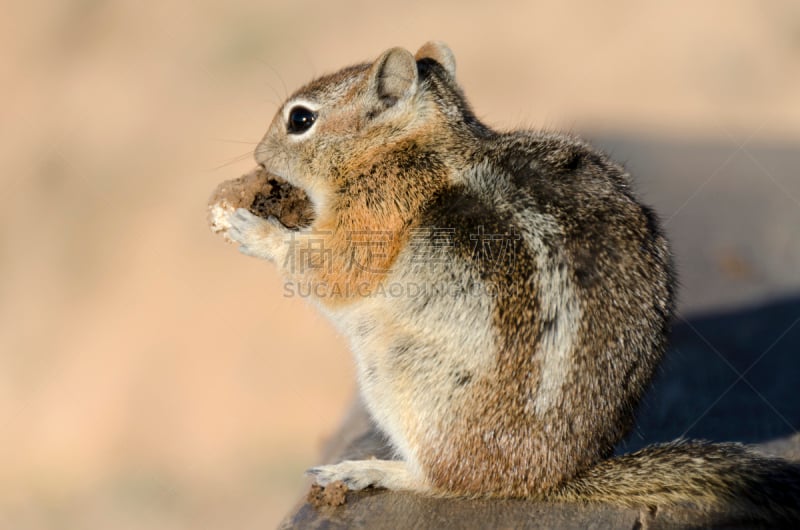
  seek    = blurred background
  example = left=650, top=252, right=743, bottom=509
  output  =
left=1, top=1, right=799, bottom=528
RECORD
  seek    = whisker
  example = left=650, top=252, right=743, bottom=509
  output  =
left=255, top=58, right=289, bottom=102
left=211, top=138, right=260, bottom=145
left=299, top=47, right=317, bottom=83
left=212, top=150, right=253, bottom=171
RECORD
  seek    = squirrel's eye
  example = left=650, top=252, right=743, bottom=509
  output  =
left=287, top=106, right=317, bottom=134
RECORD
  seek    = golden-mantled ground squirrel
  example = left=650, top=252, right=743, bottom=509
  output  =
left=210, top=42, right=800, bottom=524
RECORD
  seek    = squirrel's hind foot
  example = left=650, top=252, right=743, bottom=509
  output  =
left=307, top=459, right=428, bottom=492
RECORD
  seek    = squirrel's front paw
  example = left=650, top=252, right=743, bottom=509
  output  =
left=227, top=208, right=288, bottom=260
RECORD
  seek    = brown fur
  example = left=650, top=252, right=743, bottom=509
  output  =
left=283, top=133, right=451, bottom=302
left=211, top=42, right=800, bottom=525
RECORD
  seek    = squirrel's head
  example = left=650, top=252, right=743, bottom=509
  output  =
left=254, top=42, right=478, bottom=216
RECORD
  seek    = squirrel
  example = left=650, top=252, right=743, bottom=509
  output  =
left=213, top=42, right=800, bottom=524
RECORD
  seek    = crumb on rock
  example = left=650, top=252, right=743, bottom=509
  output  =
left=307, top=481, right=348, bottom=508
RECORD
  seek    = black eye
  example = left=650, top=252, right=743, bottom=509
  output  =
left=287, top=106, right=317, bottom=134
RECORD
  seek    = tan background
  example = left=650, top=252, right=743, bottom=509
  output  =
left=2, top=1, right=799, bottom=528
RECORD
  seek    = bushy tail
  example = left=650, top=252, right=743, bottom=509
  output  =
left=554, top=440, right=800, bottom=525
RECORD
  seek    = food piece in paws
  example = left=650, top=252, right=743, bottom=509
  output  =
left=207, top=166, right=314, bottom=242
left=249, top=175, right=315, bottom=230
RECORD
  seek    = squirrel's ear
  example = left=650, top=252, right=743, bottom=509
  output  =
left=369, top=47, right=418, bottom=105
left=415, top=41, right=456, bottom=78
